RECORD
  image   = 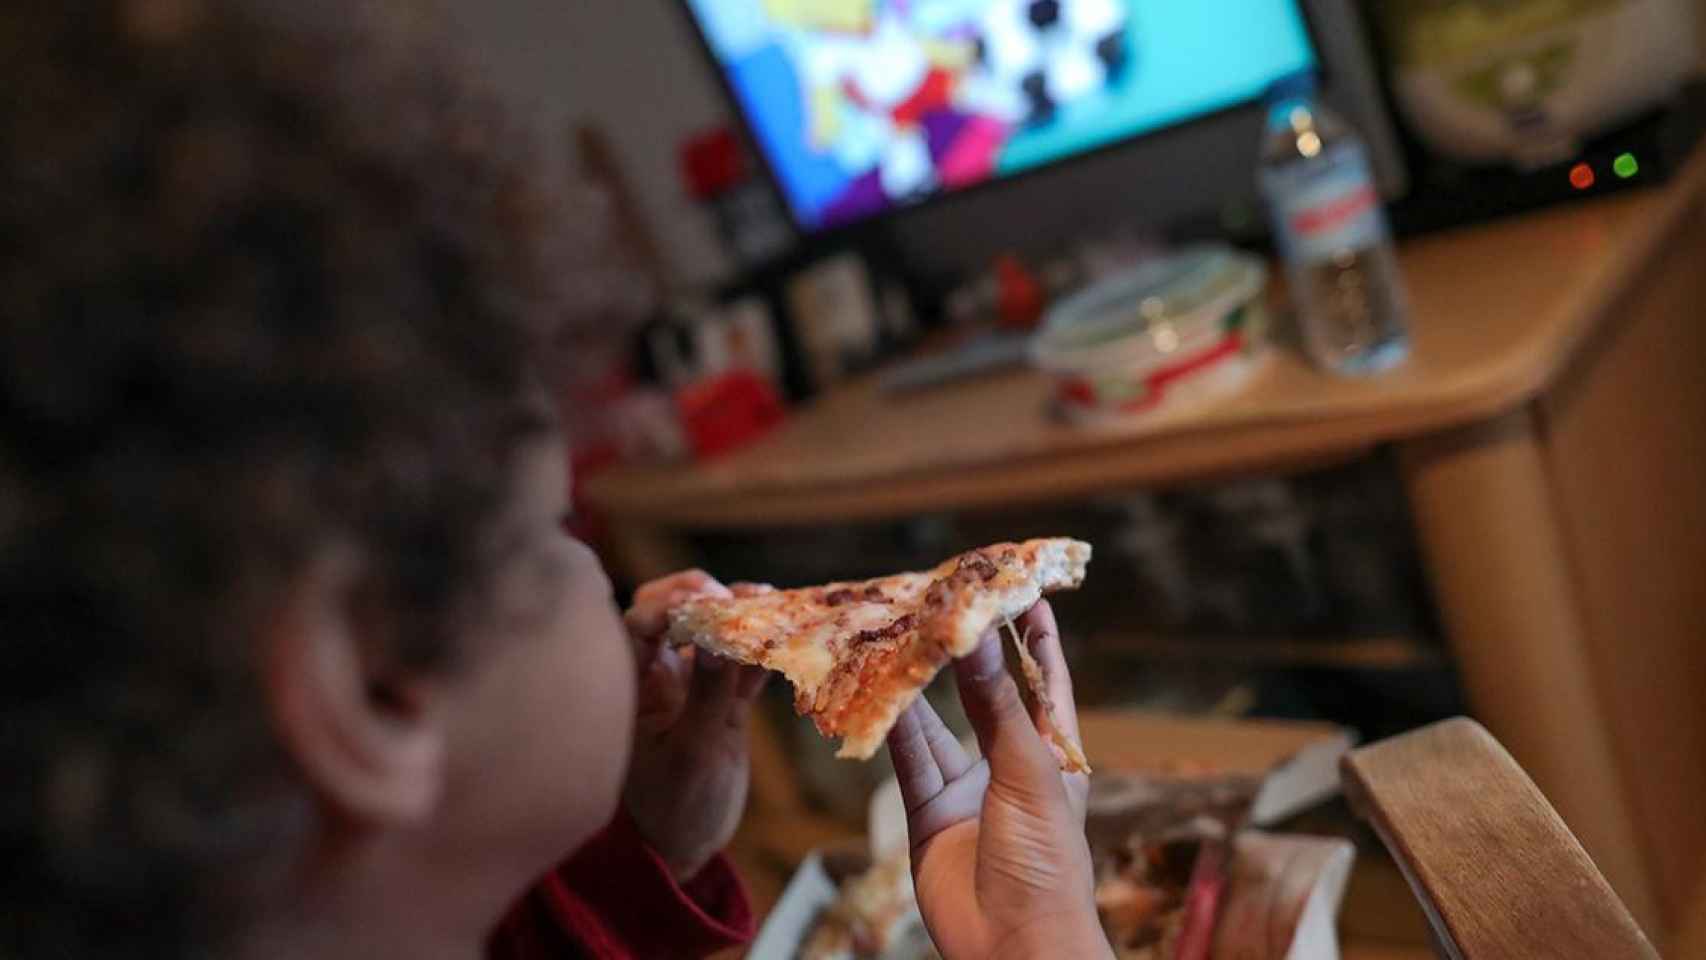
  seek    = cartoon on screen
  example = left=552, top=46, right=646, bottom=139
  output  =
left=768, top=0, right=1128, bottom=224
left=690, top=0, right=1315, bottom=230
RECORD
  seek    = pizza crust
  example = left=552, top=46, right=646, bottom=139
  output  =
left=666, top=538, right=1092, bottom=765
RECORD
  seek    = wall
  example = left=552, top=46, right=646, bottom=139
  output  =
left=1698, top=0, right=1706, bottom=68
left=442, top=0, right=733, bottom=285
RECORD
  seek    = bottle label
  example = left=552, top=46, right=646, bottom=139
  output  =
left=1262, top=141, right=1388, bottom=265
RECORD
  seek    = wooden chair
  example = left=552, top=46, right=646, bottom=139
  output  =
left=1342, top=718, right=1661, bottom=959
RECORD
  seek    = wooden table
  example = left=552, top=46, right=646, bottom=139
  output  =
left=589, top=146, right=1706, bottom=945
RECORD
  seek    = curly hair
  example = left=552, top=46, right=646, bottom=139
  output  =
left=0, top=1, right=575, bottom=955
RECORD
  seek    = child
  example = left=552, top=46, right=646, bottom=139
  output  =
left=0, top=2, right=1109, bottom=958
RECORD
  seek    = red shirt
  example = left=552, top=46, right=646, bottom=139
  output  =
left=488, top=810, right=754, bottom=959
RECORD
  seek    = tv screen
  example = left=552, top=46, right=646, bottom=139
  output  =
left=684, top=0, right=1318, bottom=233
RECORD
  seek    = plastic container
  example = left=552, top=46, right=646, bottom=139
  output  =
left=1032, top=246, right=1269, bottom=424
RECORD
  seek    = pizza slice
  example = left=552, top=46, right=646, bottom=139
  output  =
left=666, top=538, right=1092, bottom=771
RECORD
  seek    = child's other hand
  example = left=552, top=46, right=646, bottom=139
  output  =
left=887, top=602, right=1112, bottom=960
left=621, top=571, right=769, bottom=881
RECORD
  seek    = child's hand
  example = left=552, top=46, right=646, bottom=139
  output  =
left=621, top=571, right=769, bottom=881
left=887, top=602, right=1112, bottom=960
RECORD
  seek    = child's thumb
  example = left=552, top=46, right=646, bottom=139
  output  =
left=683, top=649, right=746, bottom=726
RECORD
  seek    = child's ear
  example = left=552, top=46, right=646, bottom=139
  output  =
left=262, top=547, right=447, bottom=828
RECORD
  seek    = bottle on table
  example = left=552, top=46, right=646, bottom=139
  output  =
left=1258, top=72, right=1410, bottom=376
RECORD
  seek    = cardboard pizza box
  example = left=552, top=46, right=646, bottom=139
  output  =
left=750, top=711, right=1357, bottom=960
left=746, top=852, right=838, bottom=960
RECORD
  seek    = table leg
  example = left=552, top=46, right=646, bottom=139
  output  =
left=1399, top=407, right=1659, bottom=931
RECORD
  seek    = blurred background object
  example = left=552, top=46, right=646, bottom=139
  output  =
left=1374, top=0, right=1698, bottom=169
left=1373, top=0, right=1706, bottom=230
left=681, top=125, right=796, bottom=268
left=1033, top=246, right=1270, bottom=421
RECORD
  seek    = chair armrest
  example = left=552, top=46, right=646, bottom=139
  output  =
left=1341, top=718, right=1656, bottom=959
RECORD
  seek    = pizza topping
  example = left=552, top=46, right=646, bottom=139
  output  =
left=851, top=613, right=916, bottom=647
left=966, top=552, right=1002, bottom=581
left=825, top=584, right=891, bottom=607
left=923, top=552, right=1000, bottom=614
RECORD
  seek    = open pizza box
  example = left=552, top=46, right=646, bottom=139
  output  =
left=749, top=711, right=1357, bottom=960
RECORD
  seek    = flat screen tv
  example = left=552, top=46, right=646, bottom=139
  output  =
left=680, top=0, right=1405, bottom=279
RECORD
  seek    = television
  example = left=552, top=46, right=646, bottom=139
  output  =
left=681, top=0, right=1406, bottom=281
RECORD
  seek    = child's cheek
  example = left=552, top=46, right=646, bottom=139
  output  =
left=559, top=538, right=636, bottom=747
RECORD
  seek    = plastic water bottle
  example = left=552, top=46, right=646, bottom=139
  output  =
left=1259, top=73, right=1409, bottom=375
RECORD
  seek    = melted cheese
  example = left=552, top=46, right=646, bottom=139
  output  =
left=744, top=589, right=925, bottom=692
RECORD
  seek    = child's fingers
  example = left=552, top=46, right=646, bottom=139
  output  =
left=734, top=664, right=769, bottom=700
left=911, top=692, right=973, bottom=782
left=636, top=568, right=725, bottom=602
left=635, top=644, right=690, bottom=735
left=953, top=631, right=1058, bottom=787
left=889, top=694, right=984, bottom=841
left=1015, top=602, right=1090, bottom=815
left=887, top=702, right=946, bottom=813
left=1017, top=601, right=1081, bottom=745
left=624, top=570, right=732, bottom=640
left=904, top=759, right=989, bottom=848
left=621, top=606, right=666, bottom=641
left=684, top=649, right=744, bottom=724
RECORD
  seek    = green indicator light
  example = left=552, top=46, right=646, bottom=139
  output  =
left=1613, top=153, right=1639, bottom=179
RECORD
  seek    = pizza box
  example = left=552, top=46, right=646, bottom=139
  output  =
left=750, top=711, right=1357, bottom=960
left=746, top=850, right=935, bottom=960
left=745, top=850, right=840, bottom=960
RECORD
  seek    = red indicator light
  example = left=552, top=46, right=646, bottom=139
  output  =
left=1569, top=163, right=1596, bottom=190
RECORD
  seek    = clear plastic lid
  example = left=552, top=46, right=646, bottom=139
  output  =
left=1034, top=246, right=1267, bottom=375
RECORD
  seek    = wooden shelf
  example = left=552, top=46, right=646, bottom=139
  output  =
left=1090, top=631, right=1448, bottom=671
left=588, top=148, right=1706, bottom=532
